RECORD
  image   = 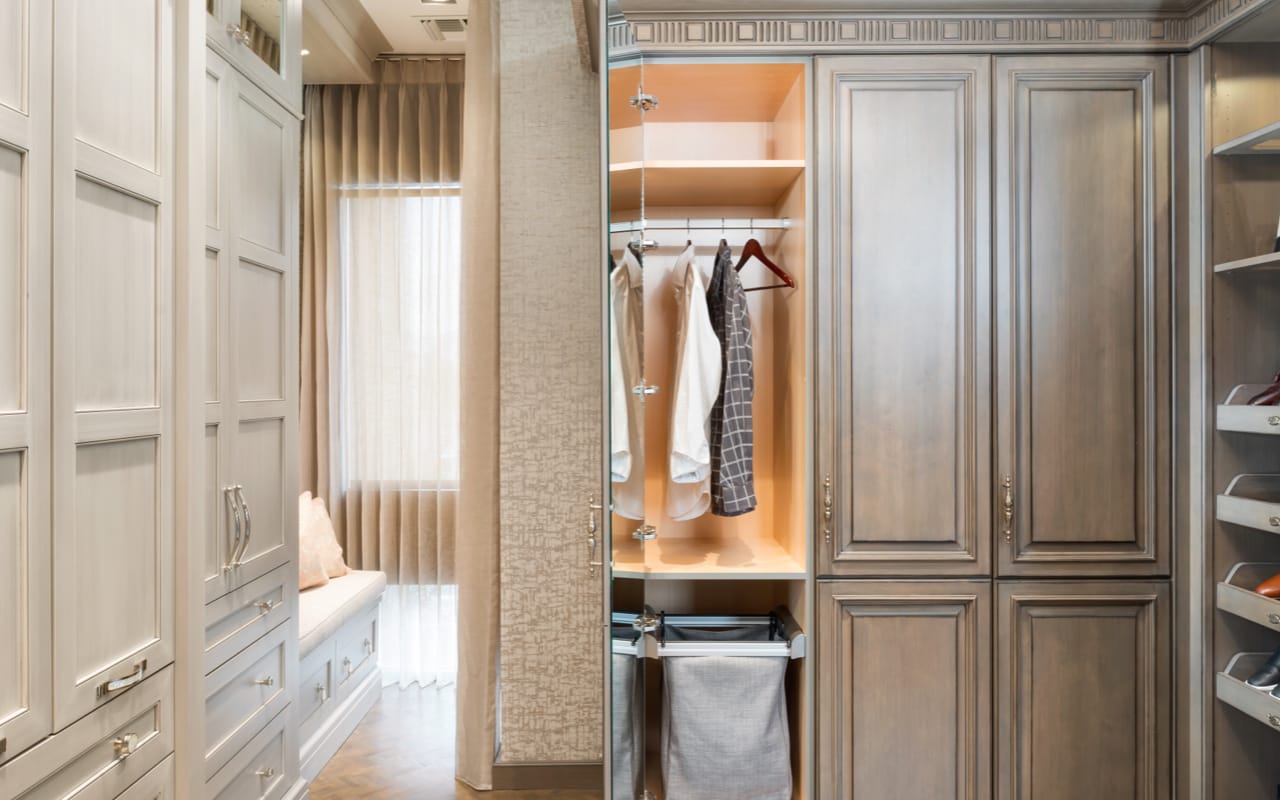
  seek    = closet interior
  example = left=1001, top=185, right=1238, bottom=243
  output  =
left=607, top=59, right=811, bottom=800
left=1204, top=36, right=1280, bottom=799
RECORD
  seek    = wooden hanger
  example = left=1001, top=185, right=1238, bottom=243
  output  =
left=734, top=238, right=796, bottom=292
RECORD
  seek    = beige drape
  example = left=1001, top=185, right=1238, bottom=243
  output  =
left=455, top=0, right=501, bottom=788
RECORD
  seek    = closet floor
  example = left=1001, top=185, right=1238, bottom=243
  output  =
left=308, top=685, right=603, bottom=799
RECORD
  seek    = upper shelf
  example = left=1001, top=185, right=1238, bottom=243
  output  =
left=1215, top=251, right=1280, bottom=274
left=1214, top=119, right=1280, bottom=156
left=609, top=62, right=805, bottom=129
left=609, top=160, right=805, bottom=211
left=612, top=534, right=806, bottom=581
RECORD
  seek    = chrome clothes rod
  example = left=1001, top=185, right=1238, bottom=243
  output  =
left=610, top=217, right=792, bottom=234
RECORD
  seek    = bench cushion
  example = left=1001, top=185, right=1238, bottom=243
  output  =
left=298, top=570, right=387, bottom=657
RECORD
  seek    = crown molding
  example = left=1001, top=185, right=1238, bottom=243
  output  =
left=607, top=0, right=1275, bottom=56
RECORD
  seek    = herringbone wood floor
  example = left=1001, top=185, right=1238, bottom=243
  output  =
left=308, top=685, right=603, bottom=800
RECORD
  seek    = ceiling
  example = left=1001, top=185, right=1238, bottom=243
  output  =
left=359, top=0, right=471, bottom=53
left=616, top=0, right=1203, bottom=13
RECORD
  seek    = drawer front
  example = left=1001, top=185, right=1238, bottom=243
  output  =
left=204, top=625, right=290, bottom=780
left=297, top=642, right=335, bottom=745
left=206, top=708, right=289, bottom=800
left=117, top=754, right=174, bottom=800
left=205, top=565, right=291, bottom=675
left=335, top=605, right=379, bottom=697
left=0, top=669, right=173, bottom=800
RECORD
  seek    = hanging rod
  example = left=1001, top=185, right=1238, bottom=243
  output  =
left=610, top=217, right=792, bottom=234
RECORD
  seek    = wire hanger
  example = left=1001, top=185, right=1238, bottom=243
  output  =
left=734, top=237, right=796, bottom=292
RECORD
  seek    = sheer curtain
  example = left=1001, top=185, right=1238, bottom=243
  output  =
left=301, top=58, right=464, bottom=690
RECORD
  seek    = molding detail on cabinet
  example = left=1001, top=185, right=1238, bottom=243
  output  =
left=607, top=0, right=1273, bottom=55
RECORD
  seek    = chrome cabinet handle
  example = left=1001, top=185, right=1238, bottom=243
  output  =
left=822, top=474, right=833, bottom=545
left=315, top=683, right=329, bottom=702
left=255, top=599, right=281, bottom=615
left=343, top=657, right=353, bottom=676
left=97, top=659, right=147, bottom=700
left=364, top=638, right=373, bottom=655
left=224, top=486, right=242, bottom=573
left=233, top=485, right=252, bottom=566
left=253, top=676, right=275, bottom=687
left=1001, top=474, right=1015, bottom=544
left=256, top=767, right=277, bottom=779
left=1269, top=415, right=1280, bottom=427
left=587, top=494, right=604, bottom=577
left=112, top=733, right=139, bottom=760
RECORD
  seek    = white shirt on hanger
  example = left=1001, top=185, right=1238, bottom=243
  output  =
left=611, top=247, right=645, bottom=520
left=666, top=244, right=721, bottom=521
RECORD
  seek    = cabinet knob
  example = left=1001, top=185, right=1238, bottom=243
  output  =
left=256, top=767, right=277, bottom=779
left=1268, top=415, right=1280, bottom=427
left=255, top=600, right=280, bottom=614
left=316, top=683, right=329, bottom=702
left=1269, top=613, right=1280, bottom=627
left=253, top=676, right=275, bottom=687
left=113, top=733, right=139, bottom=760
left=1270, top=715, right=1280, bottom=729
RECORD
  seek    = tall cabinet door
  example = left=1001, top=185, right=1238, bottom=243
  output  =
left=995, top=581, right=1170, bottom=800
left=50, top=0, right=176, bottom=728
left=818, top=581, right=992, bottom=800
left=993, top=56, right=1170, bottom=577
left=0, top=0, right=52, bottom=761
left=816, top=55, right=992, bottom=577
left=226, top=65, right=297, bottom=593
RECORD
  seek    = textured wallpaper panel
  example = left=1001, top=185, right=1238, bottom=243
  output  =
left=497, top=0, right=604, bottom=764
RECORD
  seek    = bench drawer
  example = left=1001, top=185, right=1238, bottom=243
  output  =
left=297, top=642, right=335, bottom=746
left=335, top=605, right=379, bottom=699
left=204, top=624, right=290, bottom=780
left=0, top=669, right=173, bottom=800
left=206, top=708, right=290, bottom=800
left=205, top=566, right=291, bottom=675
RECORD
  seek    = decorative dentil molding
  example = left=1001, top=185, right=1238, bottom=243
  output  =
left=607, top=0, right=1275, bottom=55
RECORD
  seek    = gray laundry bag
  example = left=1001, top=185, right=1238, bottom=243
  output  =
left=611, top=630, right=643, bottom=800
left=659, top=625, right=792, bottom=800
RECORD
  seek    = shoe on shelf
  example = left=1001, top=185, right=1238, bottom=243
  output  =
left=1257, top=573, right=1280, bottom=599
left=1247, top=373, right=1280, bottom=406
left=1246, top=645, right=1280, bottom=690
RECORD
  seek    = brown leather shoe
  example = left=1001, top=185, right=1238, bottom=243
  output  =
left=1248, top=372, right=1280, bottom=406
left=1257, top=573, right=1280, bottom=598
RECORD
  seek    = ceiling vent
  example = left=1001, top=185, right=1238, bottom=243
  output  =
left=420, top=17, right=468, bottom=41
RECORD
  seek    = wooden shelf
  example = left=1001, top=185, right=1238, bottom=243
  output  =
left=609, top=160, right=805, bottom=210
left=1216, top=387, right=1280, bottom=434
left=1214, top=119, right=1280, bottom=156
left=1217, top=474, right=1280, bottom=533
left=1217, top=652, right=1280, bottom=733
left=1218, top=563, right=1280, bottom=633
left=1215, top=251, right=1280, bottom=273
left=608, top=62, right=805, bottom=128
left=612, top=535, right=805, bottom=580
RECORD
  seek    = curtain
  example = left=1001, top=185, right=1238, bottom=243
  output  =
left=455, top=0, right=501, bottom=788
left=301, top=59, right=465, bottom=691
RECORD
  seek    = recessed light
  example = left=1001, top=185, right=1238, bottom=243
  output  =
left=300, top=48, right=310, bottom=56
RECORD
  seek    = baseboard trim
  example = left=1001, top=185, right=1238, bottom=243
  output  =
left=491, top=761, right=604, bottom=791
left=299, top=667, right=382, bottom=783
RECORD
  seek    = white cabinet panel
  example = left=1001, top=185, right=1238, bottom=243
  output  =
left=0, top=0, right=24, bottom=114
left=204, top=425, right=224, bottom=589
left=234, top=260, right=283, bottom=401
left=203, top=624, right=289, bottom=779
left=205, top=250, right=221, bottom=402
left=205, top=70, right=222, bottom=232
left=73, top=0, right=159, bottom=172
left=234, top=418, right=286, bottom=573
left=0, top=144, right=22, bottom=412
left=234, top=90, right=285, bottom=255
left=73, top=179, right=158, bottom=411
left=0, top=451, right=25, bottom=725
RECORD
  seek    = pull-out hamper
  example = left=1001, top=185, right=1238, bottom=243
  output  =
left=612, top=623, right=644, bottom=800
left=659, top=618, right=792, bottom=800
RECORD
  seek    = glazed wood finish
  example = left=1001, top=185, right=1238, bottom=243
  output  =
left=816, top=55, right=991, bottom=577
left=995, top=581, right=1171, bottom=800
left=50, top=0, right=177, bottom=730
left=0, top=0, right=52, bottom=764
left=994, top=55, right=1171, bottom=577
left=817, top=581, right=991, bottom=800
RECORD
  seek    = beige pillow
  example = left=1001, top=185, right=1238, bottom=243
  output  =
left=297, top=493, right=330, bottom=590
left=309, top=496, right=350, bottom=578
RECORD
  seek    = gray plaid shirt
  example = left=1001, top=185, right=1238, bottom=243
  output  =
left=707, top=242, right=757, bottom=516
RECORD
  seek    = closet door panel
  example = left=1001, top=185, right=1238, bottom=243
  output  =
left=994, top=56, right=1170, bottom=577
left=0, top=0, right=51, bottom=761
left=818, top=580, right=991, bottom=800
left=231, top=417, right=288, bottom=583
left=234, top=89, right=286, bottom=257
left=816, top=55, right=991, bottom=577
left=52, top=0, right=175, bottom=729
left=995, top=581, right=1170, bottom=800
left=234, top=259, right=284, bottom=402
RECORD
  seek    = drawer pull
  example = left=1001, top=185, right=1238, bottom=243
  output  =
left=1270, top=416, right=1280, bottom=427
left=113, top=733, right=139, bottom=760
left=315, top=683, right=329, bottom=702
left=1270, top=614, right=1280, bottom=626
left=364, top=638, right=373, bottom=655
left=253, top=676, right=276, bottom=687
left=256, top=767, right=277, bottom=779
left=255, top=600, right=281, bottom=614
left=1270, top=516, right=1280, bottom=528
left=343, top=657, right=353, bottom=676
left=1271, top=715, right=1280, bottom=729
left=97, top=659, right=147, bottom=699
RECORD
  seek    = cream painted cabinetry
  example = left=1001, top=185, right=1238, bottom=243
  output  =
left=206, top=0, right=302, bottom=117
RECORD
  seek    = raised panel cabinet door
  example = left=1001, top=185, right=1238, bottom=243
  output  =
left=993, top=56, right=1171, bottom=577
left=50, top=0, right=176, bottom=728
left=816, top=55, right=992, bottom=577
left=817, top=580, right=992, bottom=800
left=206, top=0, right=302, bottom=125
left=0, top=0, right=52, bottom=761
left=995, top=581, right=1170, bottom=800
